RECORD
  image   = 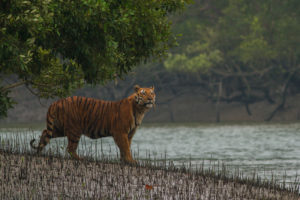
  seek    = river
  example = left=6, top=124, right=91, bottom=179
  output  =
left=1, top=123, right=299, bottom=187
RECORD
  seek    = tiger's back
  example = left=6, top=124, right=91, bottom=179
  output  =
left=48, top=96, right=135, bottom=139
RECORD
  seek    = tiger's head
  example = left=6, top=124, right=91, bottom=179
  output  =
left=134, top=85, right=156, bottom=108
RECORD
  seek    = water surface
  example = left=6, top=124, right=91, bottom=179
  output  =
left=1, top=123, right=299, bottom=186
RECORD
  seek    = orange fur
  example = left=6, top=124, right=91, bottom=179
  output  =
left=30, top=85, right=155, bottom=163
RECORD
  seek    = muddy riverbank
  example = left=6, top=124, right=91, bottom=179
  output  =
left=0, top=150, right=299, bottom=200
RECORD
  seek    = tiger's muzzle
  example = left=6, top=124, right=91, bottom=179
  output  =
left=144, top=100, right=155, bottom=108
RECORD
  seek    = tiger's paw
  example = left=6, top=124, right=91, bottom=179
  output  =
left=68, top=151, right=81, bottom=160
left=121, top=158, right=138, bottom=166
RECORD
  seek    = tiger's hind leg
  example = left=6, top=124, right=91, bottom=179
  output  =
left=30, top=126, right=64, bottom=153
left=66, top=134, right=81, bottom=160
left=30, top=130, right=51, bottom=153
left=30, top=107, right=64, bottom=153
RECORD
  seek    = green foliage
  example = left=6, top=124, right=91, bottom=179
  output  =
left=0, top=0, right=190, bottom=117
left=0, top=90, right=14, bottom=118
left=30, top=48, right=84, bottom=98
left=165, top=41, right=223, bottom=73
left=164, top=0, right=300, bottom=109
left=40, top=0, right=190, bottom=83
left=167, top=0, right=300, bottom=70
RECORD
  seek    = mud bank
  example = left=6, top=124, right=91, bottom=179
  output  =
left=0, top=151, right=299, bottom=200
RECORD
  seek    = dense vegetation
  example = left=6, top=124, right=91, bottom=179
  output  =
left=0, top=0, right=189, bottom=117
left=164, top=0, right=300, bottom=120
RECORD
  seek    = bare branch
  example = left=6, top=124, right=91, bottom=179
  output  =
left=265, top=71, right=296, bottom=121
left=1, top=81, right=26, bottom=92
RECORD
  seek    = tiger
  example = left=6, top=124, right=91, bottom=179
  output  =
left=30, top=85, right=156, bottom=164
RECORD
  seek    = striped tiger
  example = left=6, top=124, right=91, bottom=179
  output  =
left=30, top=85, right=155, bottom=164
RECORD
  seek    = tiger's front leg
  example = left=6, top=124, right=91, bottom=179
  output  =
left=128, top=128, right=137, bottom=147
left=66, top=133, right=81, bottom=160
left=113, top=133, right=136, bottom=164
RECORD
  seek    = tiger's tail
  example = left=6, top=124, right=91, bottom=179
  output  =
left=30, top=129, right=53, bottom=153
left=30, top=138, right=39, bottom=150
left=30, top=110, right=55, bottom=152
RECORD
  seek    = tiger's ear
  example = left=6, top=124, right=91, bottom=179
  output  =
left=151, top=85, right=155, bottom=91
left=134, top=85, right=140, bottom=92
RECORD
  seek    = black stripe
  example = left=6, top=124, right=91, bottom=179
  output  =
left=86, top=100, right=96, bottom=117
left=47, top=117, right=52, bottom=125
left=96, top=130, right=103, bottom=137
left=85, top=98, right=92, bottom=110
left=60, top=100, right=65, bottom=128
left=86, top=104, right=99, bottom=135
left=48, top=104, right=56, bottom=119
left=82, top=98, right=88, bottom=109
left=83, top=116, right=88, bottom=132
left=61, top=99, right=65, bottom=115
left=82, top=99, right=90, bottom=131
left=77, top=96, right=81, bottom=106
left=90, top=102, right=104, bottom=138
left=53, top=125, right=60, bottom=135
left=89, top=103, right=101, bottom=125
left=71, top=96, right=75, bottom=104
left=69, top=98, right=77, bottom=118
left=47, top=125, right=53, bottom=132
left=129, top=120, right=132, bottom=132
left=83, top=99, right=96, bottom=132
left=97, top=101, right=106, bottom=135
left=134, top=109, right=139, bottom=127
left=88, top=125, right=96, bottom=138
left=87, top=113, right=100, bottom=138
left=69, top=138, right=78, bottom=144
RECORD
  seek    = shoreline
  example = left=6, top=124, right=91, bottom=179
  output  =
left=0, top=150, right=299, bottom=199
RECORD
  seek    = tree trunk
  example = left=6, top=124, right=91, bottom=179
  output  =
left=216, top=80, right=222, bottom=123
left=265, top=72, right=295, bottom=121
